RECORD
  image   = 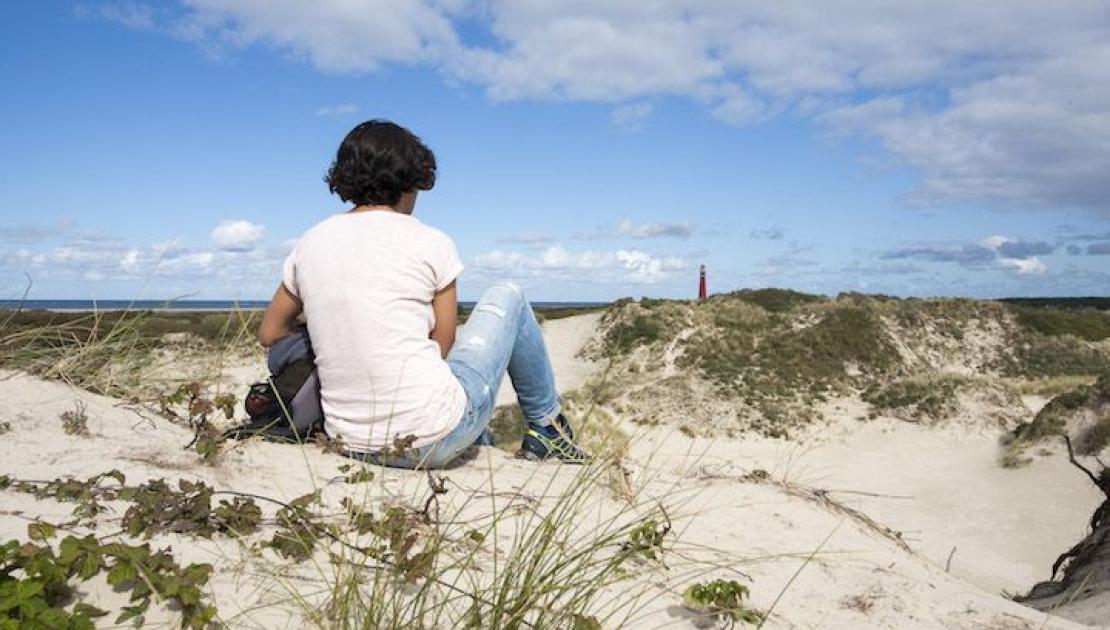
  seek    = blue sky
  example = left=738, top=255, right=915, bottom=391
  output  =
left=1, top=2, right=1108, bottom=302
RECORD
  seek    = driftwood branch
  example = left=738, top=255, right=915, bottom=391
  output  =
left=1064, top=436, right=1106, bottom=494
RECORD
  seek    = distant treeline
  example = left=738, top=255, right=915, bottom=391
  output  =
left=998, top=297, right=1110, bottom=311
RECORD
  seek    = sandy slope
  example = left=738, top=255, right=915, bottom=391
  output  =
left=0, top=312, right=1105, bottom=629
left=493, top=311, right=603, bottom=406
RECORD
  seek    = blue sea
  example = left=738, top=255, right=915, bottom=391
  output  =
left=0, top=299, right=610, bottom=312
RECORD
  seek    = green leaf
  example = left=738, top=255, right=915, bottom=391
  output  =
left=102, top=469, right=126, bottom=485
left=106, top=562, right=136, bottom=587
left=35, top=607, right=70, bottom=629
left=290, top=491, right=320, bottom=509
left=26, top=523, right=55, bottom=542
left=115, top=599, right=149, bottom=627
left=78, top=551, right=102, bottom=580
left=344, top=467, right=374, bottom=484
left=17, top=579, right=45, bottom=599
left=178, top=585, right=200, bottom=606
left=73, top=602, right=109, bottom=618
left=571, top=614, right=602, bottom=630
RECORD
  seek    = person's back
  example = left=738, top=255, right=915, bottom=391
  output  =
left=283, top=210, right=465, bottom=451
left=259, top=119, right=589, bottom=468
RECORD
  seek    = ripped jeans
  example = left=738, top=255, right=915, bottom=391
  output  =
left=362, top=282, right=562, bottom=469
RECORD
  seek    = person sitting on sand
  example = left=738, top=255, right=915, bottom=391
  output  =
left=256, top=119, right=589, bottom=468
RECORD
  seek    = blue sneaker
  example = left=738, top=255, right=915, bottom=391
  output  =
left=517, top=414, right=592, bottom=464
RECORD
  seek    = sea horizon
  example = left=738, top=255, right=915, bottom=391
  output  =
left=0, top=299, right=613, bottom=312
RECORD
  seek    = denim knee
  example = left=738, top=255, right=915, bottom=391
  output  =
left=490, top=280, right=525, bottom=299
left=479, top=281, right=526, bottom=315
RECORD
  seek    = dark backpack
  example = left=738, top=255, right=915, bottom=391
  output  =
left=224, top=326, right=323, bottom=442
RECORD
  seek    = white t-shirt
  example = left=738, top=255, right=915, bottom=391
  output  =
left=282, top=211, right=467, bottom=451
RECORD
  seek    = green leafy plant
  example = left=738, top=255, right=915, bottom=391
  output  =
left=620, top=513, right=671, bottom=565
left=60, top=402, right=89, bottom=437
left=119, top=478, right=261, bottom=539
left=268, top=491, right=323, bottom=561
left=1, top=534, right=216, bottom=630
left=159, top=382, right=237, bottom=463
left=683, top=579, right=763, bottom=626
left=0, top=470, right=125, bottom=523
left=338, top=463, right=374, bottom=484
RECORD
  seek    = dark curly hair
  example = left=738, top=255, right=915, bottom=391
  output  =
left=325, top=120, right=436, bottom=207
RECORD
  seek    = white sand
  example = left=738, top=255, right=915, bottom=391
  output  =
left=493, top=311, right=603, bottom=406
left=1, top=312, right=1106, bottom=629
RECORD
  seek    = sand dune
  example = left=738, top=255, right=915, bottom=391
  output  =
left=1, top=312, right=1106, bottom=629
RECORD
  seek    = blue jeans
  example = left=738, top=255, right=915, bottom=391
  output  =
left=357, top=282, right=562, bottom=469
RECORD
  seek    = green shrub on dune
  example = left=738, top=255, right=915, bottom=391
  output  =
left=1008, top=374, right=1110, bottom=461
left=1012, top=306, right=1110, bottom=341
left=591, top=290, right=1110, bottom=437
left=680, top=302, right=898, bottom=400
left=863, top=374, right=970, bottom=421
left=729, top=288, right=825, bottom=313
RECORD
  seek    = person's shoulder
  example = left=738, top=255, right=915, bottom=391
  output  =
left=296, top=214, right=352, bottom=244
left=407, top=217, right=457, bottom=247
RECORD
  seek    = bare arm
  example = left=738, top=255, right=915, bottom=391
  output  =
left=258, top=283, right=303, bottom=347
left=430, top=280, right=458, bottom=358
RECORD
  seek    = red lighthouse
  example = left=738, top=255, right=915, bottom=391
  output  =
left=698, top=264, right=707, bottom=300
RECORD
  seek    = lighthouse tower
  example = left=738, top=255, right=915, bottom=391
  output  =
left=698, top=264, right=707, bottom=300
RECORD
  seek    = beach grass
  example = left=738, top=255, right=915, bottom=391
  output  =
left=0, top=303, right=767, bottom=629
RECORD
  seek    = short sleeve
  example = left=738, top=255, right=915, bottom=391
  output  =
left=432, top=234, right=464, bottom=292
left=281, top=245, right=300, bottom=297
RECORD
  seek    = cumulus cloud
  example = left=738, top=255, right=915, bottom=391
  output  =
left=475, top=244, right=688, bottom=284
left=98, top=1, right=1110, bottom=212
left=315, top=102, right=358, bottom=117
left=211, top=219, right=265, bottom=252
left=0, top=224, right=297, bottom=299
left=172, top=0, right=459, bottom=72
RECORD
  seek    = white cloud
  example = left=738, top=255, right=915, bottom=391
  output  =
left=105, top=1, right=1110, bottom=212
left=885, top=234, right=1053, bottom=275
left=79, top=1, right=157, bottom=31
left=750, top=227, right=785, bottom=240
left=616, top=219, right=691, bottom=239
left=211, top=219, right=265, bottom=252
left=474, top=244, right=689, bottom=284
left=120, top=249, right=141, bottom=272
left=152, top=238, right=188, bottom=259
left=174, top=0, right=459, bottom=72
left=0, top=218, right=75, bottom=243
left=315, top=102, right=358, bottom=117
left=711, top=83, right=765, bottom=126
left=978, top=235, right=1010, bottom=250
left=497, top=232, right=553, bottom=246
left=1, top=223, right=300, bottom=297
left=996, top=256, right=1046, bottom=275
left=610, top=102, right=653, bottom=133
